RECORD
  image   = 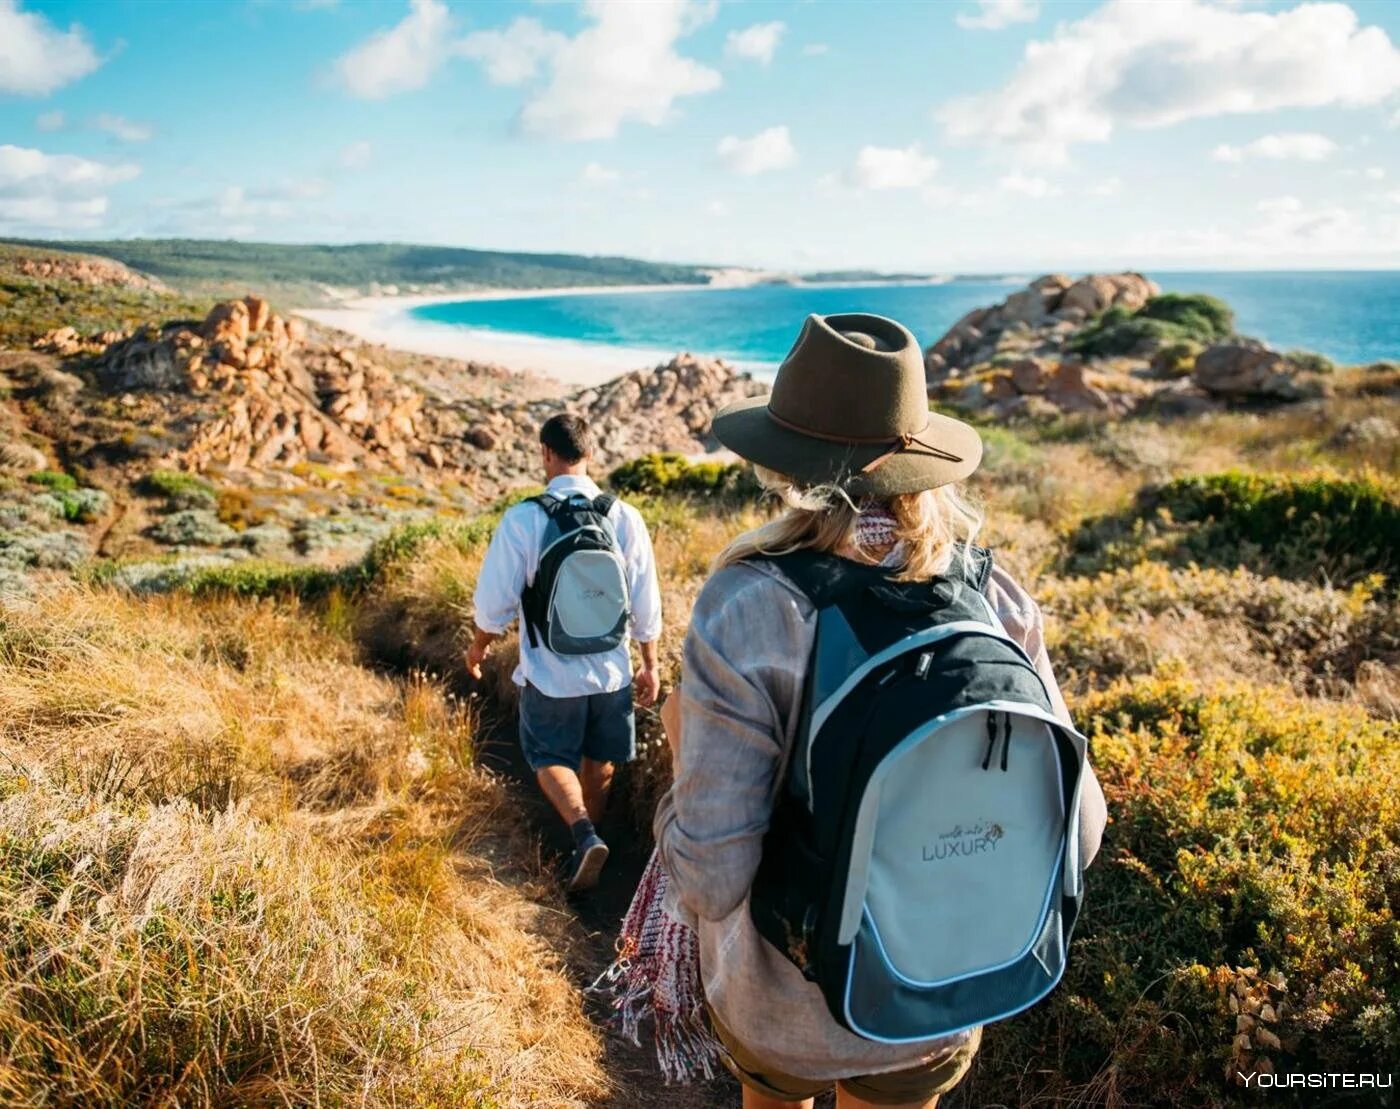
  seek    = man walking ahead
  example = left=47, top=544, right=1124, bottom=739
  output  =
left=467, top=414, right=662, bottom=892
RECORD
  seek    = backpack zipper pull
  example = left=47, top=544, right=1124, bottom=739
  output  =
left=1001, top=712, right=1012, bottom=772
left=915, top=652, right=932, bottom=680
left=982, top=711, right=997, bottom=771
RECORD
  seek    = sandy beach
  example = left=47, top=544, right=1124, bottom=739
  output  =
left=295, top=281, right=729, bottom=386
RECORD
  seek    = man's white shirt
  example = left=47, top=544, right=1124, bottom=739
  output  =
left=472, top=474, right=662, bottom=698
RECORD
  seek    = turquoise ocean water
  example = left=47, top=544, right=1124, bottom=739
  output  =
left=411, top=271, right=1400, bottom=372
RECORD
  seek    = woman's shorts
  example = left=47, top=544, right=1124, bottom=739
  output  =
left=709, top=1008, right=981, bottom=1105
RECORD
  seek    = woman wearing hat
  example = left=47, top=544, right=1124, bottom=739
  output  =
left=650, top=313, right=1108, bottom=1108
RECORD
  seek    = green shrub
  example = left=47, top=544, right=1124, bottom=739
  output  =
left=1284, top=350, right=1335, bottom=375
left=1071, top=293, right=1234, bottom=359
left=954, top=671, right=1400, bottom=1107
left=1155, top=472, right=1399, bottom=582
left=34, top=488, right=109, bottom=524
left=139, top=470, right=217, bottom=510
left=1136, top=292, right=1235, bottom=337
left=1068, top=471, right=1400, bottom=586
left=610, top=452, right=758, bottom=498
left=26, top=470, right=76, bottom=493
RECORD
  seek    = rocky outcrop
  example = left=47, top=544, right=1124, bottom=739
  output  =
left=94, top=297, right=432, bottom=472
left=926, top=273, right=1158, bottom=381
left=13, top=253, right=166, bottom=291
left=434, top=353, right=766, bottom=493
left=33, top=326, right=131, bottom=358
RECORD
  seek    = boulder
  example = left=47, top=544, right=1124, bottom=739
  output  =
left=1045, top=361, right=1111, bottom=413
left=1009, top=357, right=1050, bottom=394
left=1193, top=340, right=1300, bottom=398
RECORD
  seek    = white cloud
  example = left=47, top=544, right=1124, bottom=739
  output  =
left=725, top=21, right=785, bottom=65
left=92, top=113, right=153, bottom=143
left=802, top=43, right=830, bottom=57
left=515, top=0, right=721, bottom=141
left=1090, top=175, right=1122, bottom=197
left=216, top=179, right=328, bottom=221
left=459, top=16, right=564, bottom=86
left=0, top=0, right=101, bottom=95
left=1212, top=131, right=1336, bottom=163
left=846, top=143, right=939, bottom=190
left=999, top=171, right=1060, bottom=197
left=581, top=161, right=620, bottom=185
left=956, top=0, right=1040, bottom=32
left=334, top=0, right=456, bottom=99
left=717, top=125, right=796, bottom=175
left=35, top=109, right=65, bottom=132
left=1364, top=166, right=1386, bottom=180
left=0, top=144, right=138, bottom=231
left=1387, top=189, right=1400, bottom=203
left=1257, top=195, right=1304, bottom=215
left=339, top=140, right=373, bottom=170
left=706, top=199, right=729, bottom=216
left=940, top=0, right=1400, bottom=164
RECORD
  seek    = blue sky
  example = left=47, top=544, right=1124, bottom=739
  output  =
left=2, top=0, right=1400, bottom=272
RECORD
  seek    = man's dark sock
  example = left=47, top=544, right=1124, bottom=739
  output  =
left=570, top=817, right=598, bottom=847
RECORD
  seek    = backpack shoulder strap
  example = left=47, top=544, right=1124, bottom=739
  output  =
left=759, top=550, right=888, bottom=609
left=592, top=493, right=617, bottom=517
left=958, top=544, right=995, bottom=593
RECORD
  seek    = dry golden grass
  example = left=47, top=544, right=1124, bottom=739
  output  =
left=0, top=586, right=606, bottom=1106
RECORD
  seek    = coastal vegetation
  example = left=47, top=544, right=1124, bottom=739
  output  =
left=1070, top=292, right=1235, bottom=358
left=2, top=249, right=1397, bottom=1105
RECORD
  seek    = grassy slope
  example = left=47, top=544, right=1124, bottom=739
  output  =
left=0, top=588, right=606, bottom=1106
left=0, top=246, right=212, bottom=349
left=0, top=238, right=712, bottom=305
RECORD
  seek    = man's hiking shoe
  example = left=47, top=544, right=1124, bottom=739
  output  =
left=565, top=834, right=609, bottom=893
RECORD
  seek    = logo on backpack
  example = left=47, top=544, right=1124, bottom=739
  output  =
left=748, top=548, right=1089, bottom=1045
left=922, top=821, right=1003, bottom=861
left=521, top=492, right=631, bottom=656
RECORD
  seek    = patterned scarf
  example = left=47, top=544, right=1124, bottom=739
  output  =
left=589, top=851, right=720, bottom=1084
left=854, top=500, right=899, bottom=553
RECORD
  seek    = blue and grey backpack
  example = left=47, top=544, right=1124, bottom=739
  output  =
left=521, top=492, right=631, bottom=656
left=749, top=547, right=1089, bottom=1043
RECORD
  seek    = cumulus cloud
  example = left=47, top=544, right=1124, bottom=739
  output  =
left=846, top=143, right=939, bottom=190
left=725, top=21, right=785, bottom=65
left=998, top=171, right=1060, bottom=197
left=0, top=144, right=138, bottom=231
left=0, top=0, right=101, bottom=95
left=459, top=16, right=564, bottom=85
left=956, top=0, right=1040, bottom=31
left=93, top=113, right=154, bottom=143
left=581, top=161, right=620, bottom=185
left=515, top=0, right=721, bottom=141
left=335, top=0, right=455, bottom=99
left=1212, top=132, right=1337, bottom=163
left=717, top=126, right=796, bottom=175
left=339, top=141, right=373, bottom=170
left=939, top=0, right=1400, bottom=164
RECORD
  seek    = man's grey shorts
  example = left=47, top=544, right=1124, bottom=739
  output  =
left=518, top=682, right=636, bottom=772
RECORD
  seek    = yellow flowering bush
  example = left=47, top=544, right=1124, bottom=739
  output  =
left=958, top=669, right=1400, bottom=1107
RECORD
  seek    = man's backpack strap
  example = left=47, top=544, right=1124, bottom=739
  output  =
left=592, top=493, right=617, bottom=517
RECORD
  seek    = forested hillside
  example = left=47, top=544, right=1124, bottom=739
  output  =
left=0, top=238, right=713, bottom=304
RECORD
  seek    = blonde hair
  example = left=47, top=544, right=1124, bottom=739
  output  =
left=717, top=466, right=983, bottom=582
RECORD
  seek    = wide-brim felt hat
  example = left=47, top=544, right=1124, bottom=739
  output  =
left=712, top=312, right=983, bottom=497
